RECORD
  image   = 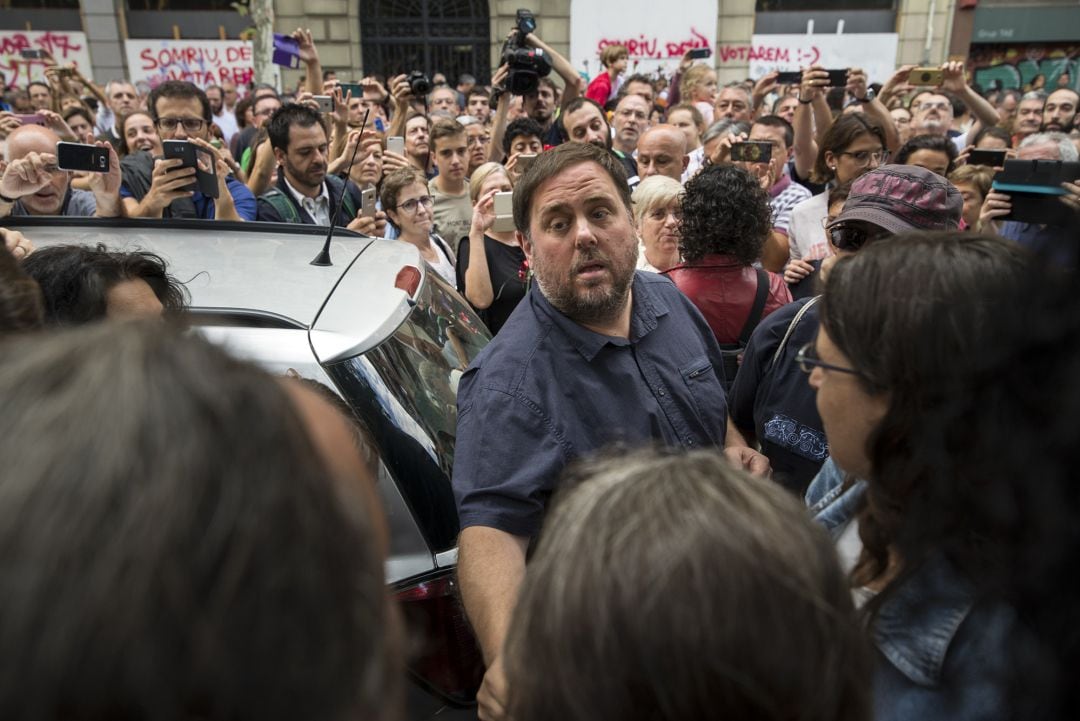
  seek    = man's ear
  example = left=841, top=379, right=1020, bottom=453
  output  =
left=681, top=153, right=689, bottom=172
left=272, top=146, right=286, bottom=166
left=517, top=230, right=532, bottom=257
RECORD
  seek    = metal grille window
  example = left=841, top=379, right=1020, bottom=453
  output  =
left=361, top=0, right=491, bottom=85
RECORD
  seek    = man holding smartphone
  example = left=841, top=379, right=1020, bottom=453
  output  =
left=121, top=80, right=255, bottom=221
left=0, top=124, right=121, bottom=219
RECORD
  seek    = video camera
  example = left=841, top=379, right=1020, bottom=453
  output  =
left=499, top=9, right=551, bottom=96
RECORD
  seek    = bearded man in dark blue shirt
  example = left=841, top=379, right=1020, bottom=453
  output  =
left=452, top=141, right=769, bottom=721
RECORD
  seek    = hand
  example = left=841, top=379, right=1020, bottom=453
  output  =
left=0, top=151, right=58, bottom=200
left=477, top=655, right=510, bottom=721
left=471, top=188, right=498, bottom=234
left=291, top=27, right=319, bottom=66
left=0, top=112, right=21, bottom=139
left=381, top=149, right=411, bottom=172
left=1, top=227, right=35, bottom=259
left=37, top=109, right=77, bottom=141
left=361, top=76, right=388, bottom=102
left=491, top=64, right=510, bottom=92
left=295, top=91, right=319, bottom=112
left=752, top=71, right=778, bottom=106
left=1062, top=181, right=1080, bottom=213
left=722, top=445, right=772, bottom=478
left=140, top=157, right=196, bottom=215
left=85, top=141, right=121, bottom=196
left=798, top=66, right=828, bottom=103
left=845, top=67, right=868, bottom=101
left=187, top=137, right=234, bottom=204
left=940, top=60, right=968, bottom=94
left=709, top=131, right=747, bottom=166
left=978, top=189, right=1011, bottom=231
left=388, top=74, right=412, bottom=110
left=784, top=258, right=815, bottom=284
left=347, top=210, right=387, bottom=237
left=679, top=48, right=697, bottom=73
left=504, top=152, right=524, bottom=183
left=329, top=84, right=350, bottom=126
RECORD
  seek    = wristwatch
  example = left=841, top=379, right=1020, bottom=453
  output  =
left=0, top=192, right=18, bottom=204
left=855, top=89, right=876, bottom=103
left=797, top=96, right=813, bottom=104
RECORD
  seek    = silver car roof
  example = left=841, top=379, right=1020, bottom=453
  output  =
left=12, top=219, right=382, bottom=327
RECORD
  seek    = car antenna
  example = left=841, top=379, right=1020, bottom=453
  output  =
left=311, top=105, right=371, bottom=267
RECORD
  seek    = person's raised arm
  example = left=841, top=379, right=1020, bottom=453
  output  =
left=878, top=65, right=915, bottom=110
left=189, top=137, right=242, bottom=221
left=793, top=67, right=825, bottom=181
left=292, top=28, right=323, bottom=96
left=487, top=64, right=511, bottom=164
left=463, top=189, right=499, bottom=309
left=941, top=60, right=998, bottom=146
left=524, top=32, right=580, bottom=109
left=386, top=73, right=412, bottom=138
left=751, top=71, right=779, bottom=119
left=122, top=156, right=196, bottom=218
left=244, top=136, right=276, bottom=197
left=86, top=141, right=122, bottom=217
left=326, top=83, right=351, bottom=163
left=847, top=68, right=899, bottom=153
left=458, top=525, right=529, bottom=721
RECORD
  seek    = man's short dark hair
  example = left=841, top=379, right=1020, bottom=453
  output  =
left=429, top=117, right=466, bottom=153
left=752, top=114, right=794, bottom=150
left=502, top=117, right=544, bottom=156
left=0, top=243, right=42, bottom=334
left=267, top=103, right=328, bottom=151
left=147, top=80, right=211, bottom=123
left=512, top=142, right=629, bottom=238
left=27, top=80, right=49, bottom=93
left=467, top=87, right=490, bottom=102
left=62, top=106, right=94, bottom=129
left=20, top=244, right=188, bottom=326
left=895, top=133, right=959, bottom=174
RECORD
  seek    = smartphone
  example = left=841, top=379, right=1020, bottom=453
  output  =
left=374, top=118, right=385, bottom=133
left=910, top=67, right=944, bottom=86
left=14, top=114, right=45, bottom=126
left=314, top=94, right=334, bottom=113
left=492, top=191, right=515, bottom=233
left=825, top=69, right=849, bottom=87
left=967, top=149, right=1007, bottom=168
left=687, top=48, right=712, bottom=60
left=210, top=138, right=224, bottom=149
left=339, top=82, right=365, bottom=99
left=20, top=49, right=46, bottom=59
left=775, top=71, right=802, bottom=85
left=387, top=136, right=405, bottom=155
left=162, top=140, right=219, bottom=198
left=56, top=142, right=110, bottom=173
left=730, top=141, right=772, bottom=164
left=517, top=153, right=538, bottom=174
left=360, top=187, right=376, bottom=219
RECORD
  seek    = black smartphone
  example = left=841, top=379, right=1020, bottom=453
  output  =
left=20, top=49, right=46, bottom=59
left=775, top=71, right=802, bottom=85
left=338, top=82, right=365, bottom=100
left=56, top=142, right=110, bottom=173
left=687, top=48, right=712, bottom=60
left=730, top=141, right=772, bottom=164
left=992, top=160, right=1080, bottom=226
left=162, top=140, right=219, bottom=199
left=967, top=149, right=1007, bottom=168
left=825, top=69, right=849, bottom=87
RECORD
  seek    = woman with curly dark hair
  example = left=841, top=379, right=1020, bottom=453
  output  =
left=664, top=164, right=791, bottom=387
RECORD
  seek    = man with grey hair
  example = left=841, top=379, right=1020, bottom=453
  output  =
left=95, top=79, right=140, bottom=148
left=0, top=124, right=121, bottom=218
left=452, top=141, right=767, bottom=721
left=980, top=131, right=1080, bottom=260
left=1013, top=91, right=1046, bottom=142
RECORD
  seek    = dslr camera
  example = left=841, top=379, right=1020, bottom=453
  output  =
left=407, top=70, right=432, bottom=97
left=499, top=9, right=551, bottom=96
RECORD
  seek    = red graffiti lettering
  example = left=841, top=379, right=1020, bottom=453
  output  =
left=598, top=27, right=712, bottom=61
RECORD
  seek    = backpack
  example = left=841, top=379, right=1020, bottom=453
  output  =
left=719, top=268, right=769, bottom=393
left=261, top=175, right=358, bottom=225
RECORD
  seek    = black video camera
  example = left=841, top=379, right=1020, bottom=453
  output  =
left=499, top=8, right=551, bottom=96
left=407, top=70, right=432, bottom=97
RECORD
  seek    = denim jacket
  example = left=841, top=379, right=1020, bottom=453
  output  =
left=807, top=459, right=1015, bottom=721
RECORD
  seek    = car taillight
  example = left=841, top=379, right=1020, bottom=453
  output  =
left=395, top=266, right=421, bottom=297
left=395, top=570, right=484, bottom=706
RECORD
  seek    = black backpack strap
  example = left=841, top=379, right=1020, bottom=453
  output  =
left=738, top=268, right=770, bottom=346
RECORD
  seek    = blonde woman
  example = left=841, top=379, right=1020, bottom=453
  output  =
left=456, top=162, right=527, bottom=334
left=632, top=176, right=683, bottom=273
left=679, top=64, right=719, bottom=125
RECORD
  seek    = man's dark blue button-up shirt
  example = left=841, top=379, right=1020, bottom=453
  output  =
left=452, top=271, right=729, bottom=539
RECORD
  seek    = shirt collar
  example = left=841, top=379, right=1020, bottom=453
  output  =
left=531, top=271, right=668, bottom=362
left=281, top=173, right=329, bottom=211
left=769, top=169, right=792, bottom=198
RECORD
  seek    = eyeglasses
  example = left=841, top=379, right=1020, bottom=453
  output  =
left=828, top=222, right=892, bottom=252
left=836, top=149, right=888, bottom=168
left=795, top=343, right=860, bottom=376
left=394, top=195, right=434, bottom=213
left=467, top=135, right=491, bottom=146
left=917, top=101, right=951, bottom=112
left=156, top=117, right=206, bottom=132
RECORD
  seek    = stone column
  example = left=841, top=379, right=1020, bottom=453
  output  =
left=80, top=0, right=126, bottom=83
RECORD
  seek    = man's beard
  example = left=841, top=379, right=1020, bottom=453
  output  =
left=531, top=239, right=638, bottom=327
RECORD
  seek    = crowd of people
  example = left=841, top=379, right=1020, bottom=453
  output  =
left=2, top=22, right=1080, bottom=721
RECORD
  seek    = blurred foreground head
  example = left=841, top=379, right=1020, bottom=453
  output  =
left=504, top=448, right=870, bottom=721
left=0, top=321, right=399, bottom=721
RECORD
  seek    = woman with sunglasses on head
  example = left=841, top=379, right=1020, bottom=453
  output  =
left=380, top=167, right=455, bottom=286
left=727, top=165, right=961, bottom=495
left=784, top=114, right=889, bottom=288
left=804, top=231, right=1031, bottom=721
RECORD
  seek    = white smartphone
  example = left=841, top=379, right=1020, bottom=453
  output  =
left=313, top=94, right=334, bottom=113
left=492, top=191, right=515, bottom=233
left=517, top=153, right=537, bottom=174
left=360, top=187, right=376, bottom=218
left=387, top=136, right=405, bottom=155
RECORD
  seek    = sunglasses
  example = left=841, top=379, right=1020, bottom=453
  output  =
left=827, top=223, right=891, bottom=252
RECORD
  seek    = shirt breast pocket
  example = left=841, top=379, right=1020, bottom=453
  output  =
left=679, top=357, right=727, bottom=444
